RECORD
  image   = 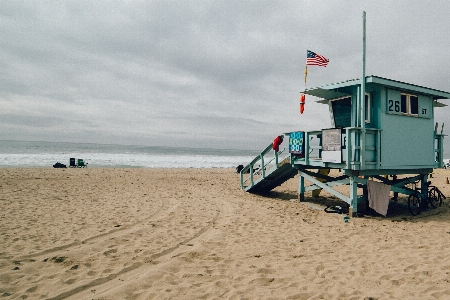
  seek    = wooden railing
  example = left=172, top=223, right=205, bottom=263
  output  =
left=292, top=128, right=381, bottom=170
left=345, top=127, right=381, bottom=169
left=240, top=142, right=289, bottom=190
left=435, top=133, right=445, bottom=168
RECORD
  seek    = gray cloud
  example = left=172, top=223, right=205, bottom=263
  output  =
left=1, top=0, right=449, bottom=154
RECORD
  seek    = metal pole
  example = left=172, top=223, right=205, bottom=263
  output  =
left=360, top=11, right=367, bottom=170
left=361, top=11, right=366, bottom=128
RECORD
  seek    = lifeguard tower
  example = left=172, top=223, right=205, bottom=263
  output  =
left=240, top=12, right=449, bottom=217
left=241, top=76, right=450, bottom=215
left=240, top=75, right=449, bottom=216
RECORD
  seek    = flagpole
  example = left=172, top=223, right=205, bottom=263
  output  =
left=300, top=57, right=308, bottom=115
left=302, top=50, right=328, bottom=115
left=304, top=66, right=308, bottom=89
left=361, top=11, right=366, bottom=128
left=300, top=65, right=306, bottom=114
left=359, top=11, right=367, bottom=171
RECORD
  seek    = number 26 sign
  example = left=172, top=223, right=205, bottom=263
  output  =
left=387, top=99, right=401, bottom=113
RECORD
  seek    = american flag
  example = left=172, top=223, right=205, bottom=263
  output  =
left=306, top=50, right=329, bottom=67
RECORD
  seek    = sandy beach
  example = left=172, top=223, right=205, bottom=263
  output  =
left=2, top=167, right=450, bottom=299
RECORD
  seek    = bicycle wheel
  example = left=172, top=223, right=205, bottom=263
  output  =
left=435, top=187, right=444, bottom=207
left=408, top=192, right=422, bottom=216
left=428, top=187, right=439, bottom=209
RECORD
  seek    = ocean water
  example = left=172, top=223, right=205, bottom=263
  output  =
left=0, top=140, right=259, bottom=168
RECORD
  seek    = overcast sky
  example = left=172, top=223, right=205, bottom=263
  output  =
left=1, top=1, right=450, bottom=152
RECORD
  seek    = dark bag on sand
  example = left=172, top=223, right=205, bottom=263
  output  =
left=53, top=162, right=67, bottom=168
left=236, top=165, right=244, bottom=173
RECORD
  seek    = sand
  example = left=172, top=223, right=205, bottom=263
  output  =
left=1, top=167, right=450, bottom=299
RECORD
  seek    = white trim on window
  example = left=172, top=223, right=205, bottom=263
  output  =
left=400, top=93, right=419, bottom=116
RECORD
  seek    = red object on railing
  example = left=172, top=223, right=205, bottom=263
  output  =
left=272, top=135, right=284, bottom=152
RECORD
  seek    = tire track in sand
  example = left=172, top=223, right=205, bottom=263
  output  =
left=13, top=195, right=175, bottom=261
left=45, top=186, right=232, bottom=300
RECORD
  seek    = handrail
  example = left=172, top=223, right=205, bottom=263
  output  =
left=291, top=127, right=382, bottom=170
left=240, top=140, right=289, bottom=190
left=434, top=133, right=445, bottom=168
left=345, top=127, right=381, bottom=169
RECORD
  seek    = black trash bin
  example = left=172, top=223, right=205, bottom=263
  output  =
left=70, top=158, right=76, bottom=167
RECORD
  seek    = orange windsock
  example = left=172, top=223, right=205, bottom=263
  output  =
left=300, top=93, right=306, bottom=114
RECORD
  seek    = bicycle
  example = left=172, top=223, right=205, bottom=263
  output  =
left=407, top=179, right=446, bottom=216
left=428, top=184, right=446, bottom=208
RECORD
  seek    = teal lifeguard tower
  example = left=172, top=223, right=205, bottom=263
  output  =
left=240, top=11, right=450, bottom=217
left=240, top=75, right=450, bottom=216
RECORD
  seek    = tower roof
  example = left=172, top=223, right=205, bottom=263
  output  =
left=304, top=76, right=450, bottom=105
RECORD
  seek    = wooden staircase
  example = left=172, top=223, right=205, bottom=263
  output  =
left=240, top=142, right=297, bottom=194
